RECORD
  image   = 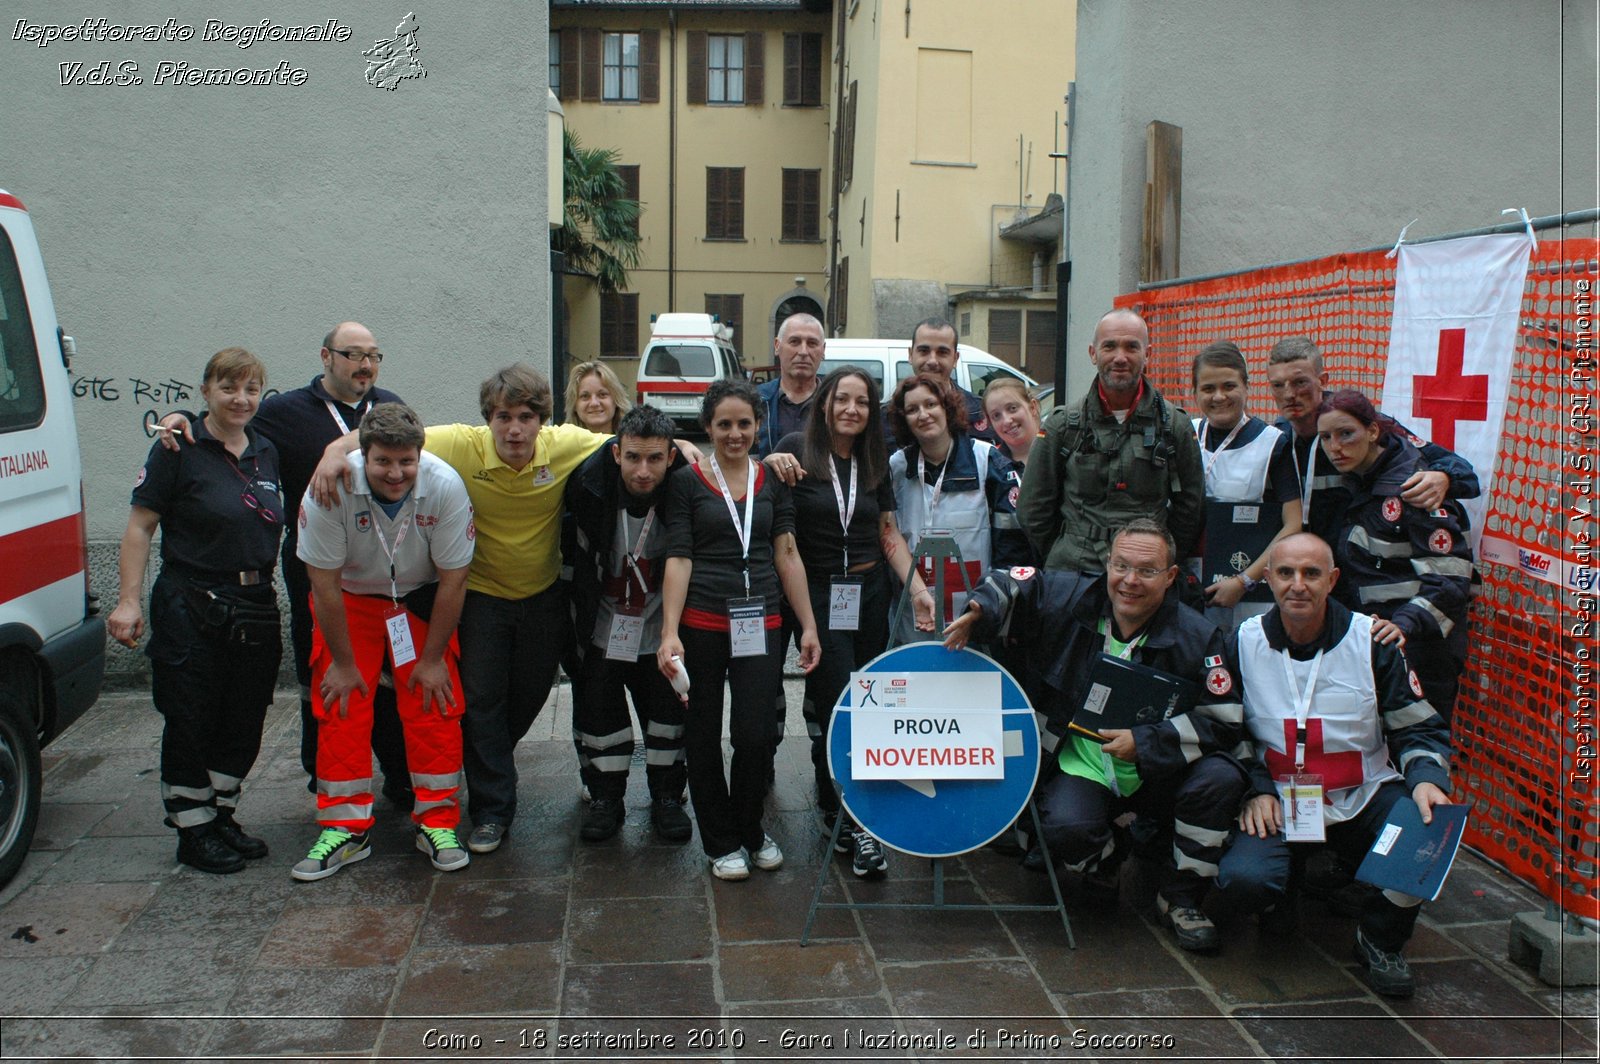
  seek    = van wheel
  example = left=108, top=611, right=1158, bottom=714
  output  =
left=0, top=674, right=42, bottom=888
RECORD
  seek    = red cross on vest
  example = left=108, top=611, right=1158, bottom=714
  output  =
left=1412, top=327, right=1489, bottom=451
left=1264, top=718, right=1364, bottom=796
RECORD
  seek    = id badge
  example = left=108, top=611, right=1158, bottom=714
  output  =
left=727, top=596, right=767, bottom=658
left=384, top=605, right=418, bottom=668
left=1276, top=773, right=1326, bottom=842
left=1233, top=504, right=1260, bottom=524
left=829, top=576, right=863, bottom=631
left=605, top=604, right=645, bottom=662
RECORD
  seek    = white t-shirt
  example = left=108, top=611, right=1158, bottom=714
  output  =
left=296, top=450, right=476, bottom=596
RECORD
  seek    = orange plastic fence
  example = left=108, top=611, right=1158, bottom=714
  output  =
left=1116, top=239, right=1600, bottom=918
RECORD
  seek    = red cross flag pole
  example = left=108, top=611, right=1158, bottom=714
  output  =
left=1380, top=231, right=1533, bottom=552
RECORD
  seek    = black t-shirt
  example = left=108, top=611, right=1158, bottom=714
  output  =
left=131, top=418, right=284, bottom=575
left=663, top=461, right=795, bottom=620
left=249, top=375, right=404, bottom=534
left=773, top=432, right=896, bottom=578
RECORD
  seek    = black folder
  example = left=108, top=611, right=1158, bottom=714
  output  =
left=1069, top=653, right=1200, bottom=743
left=1198, top=499, right=1278, bottom=602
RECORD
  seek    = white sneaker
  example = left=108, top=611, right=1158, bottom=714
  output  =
left=750, top=834, right=784, bottom=871
left=710, top=850, right=750, bottom=881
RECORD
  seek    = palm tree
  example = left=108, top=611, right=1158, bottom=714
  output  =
left=553, top=129, right=641, bottom=293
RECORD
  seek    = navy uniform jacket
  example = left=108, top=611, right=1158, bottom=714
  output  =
left=962, top=567, right=1242, bottom=783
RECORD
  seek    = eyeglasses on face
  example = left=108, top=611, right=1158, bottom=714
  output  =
left=330, top=347, right=384, bottom=364
left=1107, top=560, right=1169, bottom=581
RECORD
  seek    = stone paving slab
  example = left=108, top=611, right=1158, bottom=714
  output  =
left=0, top=687, right=1593, bottom=1062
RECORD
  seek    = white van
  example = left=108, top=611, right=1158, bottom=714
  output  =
left=819, top=337, right=1038, bottom=399
left=634, top=312, right=746, bottom=434
left=0, top=190, right=105, bottom=886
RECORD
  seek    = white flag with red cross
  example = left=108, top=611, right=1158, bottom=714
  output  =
left=1381, top=232, right=1532, bottom=550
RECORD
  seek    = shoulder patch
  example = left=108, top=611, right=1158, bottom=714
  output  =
left=298, top=508, right=308, bottom=530
left=1406, top=431, right=1427, bottom=447
left=355, top=511, right=372, bottom=533
left=466, top=516, right=476, bottom=541
left=1206, top=666, right=1234, bottom=696
left=1008, top=566, right=1037, bottom=581
left=1007, top=485, right=1019, bottom=507
left=134, top=467, right=146, bottom=488
left=1430, top=507, right=1451, bottom=518
left=1428, top=529, right=1454, bottom=554
left=1204, top=654, right=1223, bottom=668
left=1382, top=497, right=1403, bottom=523
left=1408, top=668, right=1425, bottom=699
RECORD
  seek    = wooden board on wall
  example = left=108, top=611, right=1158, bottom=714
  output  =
left=1143, top=120, right=1182, bottom=284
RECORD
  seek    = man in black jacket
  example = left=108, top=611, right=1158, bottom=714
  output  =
left=943, top=518, right=1246, bottom=952
left=563, top=405, right=692, bottom=842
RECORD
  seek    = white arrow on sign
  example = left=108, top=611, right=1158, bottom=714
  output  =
left=885, top=725, right=1028, bottom=799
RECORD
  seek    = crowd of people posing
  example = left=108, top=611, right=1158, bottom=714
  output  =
left=106, top=308, right=1474, bottom=999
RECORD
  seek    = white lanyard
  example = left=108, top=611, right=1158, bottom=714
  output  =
left=620, top=508, right=656, bottom=605
left=918, top=449, right=951, bottom=518
left=1280, top=648, right=1325, bottom=772
left=369, top=499, right=414, bottom=603
left=708, top=459, right=757, bottom=595
left=324, top=398, right=368, bottom=435
left=1100, top=617, right=1148, bottom=660
left=1201, top=417, right=1247, bottom=483
left=1292, top=437, right=1318, bottom=517
left=829, top=453, right=858, bottom=572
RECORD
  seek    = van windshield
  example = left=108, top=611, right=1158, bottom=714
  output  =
left=645, top=344, right=715, bottom=378
left=818, top=358, right=884, bottom=388
left=0, top=226, right=45, bottom=434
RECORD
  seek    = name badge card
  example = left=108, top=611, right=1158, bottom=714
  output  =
left=1276, top=773, right=1326, bottom=842
left=384, top=606, right=418, bottom=668
left=830, top=576, right=862, bottom=631
left=728, top=596, right=767, bottom=658
left=605, top=605, right=645, bottom=662
left=1233, top=504, right=1260, bottom=524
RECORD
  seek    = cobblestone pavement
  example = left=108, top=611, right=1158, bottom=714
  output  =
left=0, top=686, right=1594, bottom=1062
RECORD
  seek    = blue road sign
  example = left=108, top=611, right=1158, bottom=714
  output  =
left=827, top=642, right=1038, bottom=858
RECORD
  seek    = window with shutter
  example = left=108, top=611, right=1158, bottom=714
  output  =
left=706, top=168, right=743, bottom=240
left=600, top=293, right=640, bottom=360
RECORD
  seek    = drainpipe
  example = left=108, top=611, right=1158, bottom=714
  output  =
left=668, top=10, right=678, bottom=311
left=826, top=20, right=848, bottom=335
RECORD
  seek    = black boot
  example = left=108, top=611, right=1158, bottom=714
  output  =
left=213, top=810, right=269, bottom=859
left=176, top=823, right=246, bottom=875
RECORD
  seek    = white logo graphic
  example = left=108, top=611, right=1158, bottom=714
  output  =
left=364, top=13, right=425, bottom=90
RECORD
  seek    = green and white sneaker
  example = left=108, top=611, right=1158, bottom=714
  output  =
left=290, top=828, right=371, bottom=882
left=415, top=826, right=470, bottom=872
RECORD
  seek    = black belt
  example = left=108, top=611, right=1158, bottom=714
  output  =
left=164, top=562, right=273, bottom=587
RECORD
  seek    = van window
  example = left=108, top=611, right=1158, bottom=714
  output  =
left=970, top=363, right=1024, bottom=396
left=644, top=344, right=716, bottom=378
left=894, top=360, right=913, bottom=382
left=0, top=227, right=46, bottom=433
left=818, top=358, right=884, bottom=389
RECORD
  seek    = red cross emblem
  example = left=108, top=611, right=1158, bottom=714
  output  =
left=1382, top=497, right=1402, bottom=523
left=356, top=512, right=371, bottom=533
left=1206, top=666, right=1233, bottom=695
left=1264, top=717, right=1364, bottom=795
left=1408, top=669, right=1425, bottom=698
left=1429, top=529, right=1454, bottom=554
left=1412, top=327, right=1489, bottom=451
left=1008, top=566, right=1036, bottom=581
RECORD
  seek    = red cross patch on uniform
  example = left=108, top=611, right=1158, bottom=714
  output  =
left=1007, top=485, right=1019, bottom=507
left=1428, top=529, right=1454, bottom=554
left=1206, top=666, right=1233, bottom=695
left=134, top=467, right=146, bottom=488
left=1382, top=497, right=1402, bottom=523
left=466, top=517, right=476, bottom=541
left=298, top=508, right=308, bottom=530
left=355, top=511, right=372, bottom=533
left=1008, top=566, right=1036, bottom=581
left=1408, top=668, right=1425, bottom=698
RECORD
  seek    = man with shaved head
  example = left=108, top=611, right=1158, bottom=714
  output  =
left=1017, top=308, right=1204, bottom=574
left=1217, top=531, right=1453, bottom=998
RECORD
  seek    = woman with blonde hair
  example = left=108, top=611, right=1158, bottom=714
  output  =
left=565, top=360, right=633, bottom=434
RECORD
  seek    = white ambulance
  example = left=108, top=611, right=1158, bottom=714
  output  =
left=0, top=190, right=105, bottom=886
left=634, top=312, right=746, bottom=434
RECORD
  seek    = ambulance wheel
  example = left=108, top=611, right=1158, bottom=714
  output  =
left=0, top=670, right=42, bottom=889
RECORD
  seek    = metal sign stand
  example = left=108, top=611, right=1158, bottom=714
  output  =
left=800, top=535, right=1074, bottom=948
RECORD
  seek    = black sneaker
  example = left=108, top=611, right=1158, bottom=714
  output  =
left=176, top=823, right=246, bottom=875
left=650, top=797, right=693, bottom=843
left=580, top=798, right=626, bottom=842
left=849, top=829, right=888, bottom=879
left=1353, top=927, right=1415, bottom=998
left=212, top=811, right=268, bottom=860
left=1157, top=894, right=1220, bottom=953
left=819, top=809, right=852, bottom=853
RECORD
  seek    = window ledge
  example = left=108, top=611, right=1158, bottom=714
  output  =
left=911, top=159, right=977, bottom=169
left=779, top=238, right=825, bottom=245
left=702, top=237, right=749, bottom=243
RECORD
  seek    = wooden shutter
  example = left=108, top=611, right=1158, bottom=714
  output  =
left=686, top=31, right=707, bottom=105
left=781, top=170, right=799, bottom=241
left=783, top=33, right=801, bottom=105
left=600, top=293, right=619, bottom=358
left=621, top=295, right=639, bottom=356
left=802, top=33, right=823, bottom=106
left=843, top=82, right=857, bottom=183
left=580, top=28, right=601, bottom=102
left=990, top=310, right=1022, bottom=367
left=639, top=30, right=660, bottom=103
left=706, top=168, right=725, bottom=238
left=801, top=169, right=820, bottom=240
left=727, top=168, right=744, bottom=239
left=618, top=165, right=641, bottom=236
left=559, top=28, right=579, bottom=102
left=744, top=32, right=763, bottom=105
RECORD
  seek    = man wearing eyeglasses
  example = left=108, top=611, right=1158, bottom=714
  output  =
left=942, top=517, right=1246, bottom=953
left=159, top=322, right=413, bottom=807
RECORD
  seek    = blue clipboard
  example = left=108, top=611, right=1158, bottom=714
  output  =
left=1355, top=799, right=1470, bottom=902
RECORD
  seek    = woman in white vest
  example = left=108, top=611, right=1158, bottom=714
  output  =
left=1190, top=341, right=1302, bottom=628
left=886, top=374, right=1030, bottom=630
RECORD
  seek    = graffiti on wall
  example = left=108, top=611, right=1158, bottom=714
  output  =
left=72, top=374, right=278, bottom=436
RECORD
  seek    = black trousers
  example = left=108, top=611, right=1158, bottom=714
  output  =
left=572, top=646, right=687, bottom=802
left=283, top=540, right=408, bottom=789
left=681, top=624, right=782, bottom=858
left=802, top=565, right=892, bottom=813
left=147, top=574, right=279, bottom=828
